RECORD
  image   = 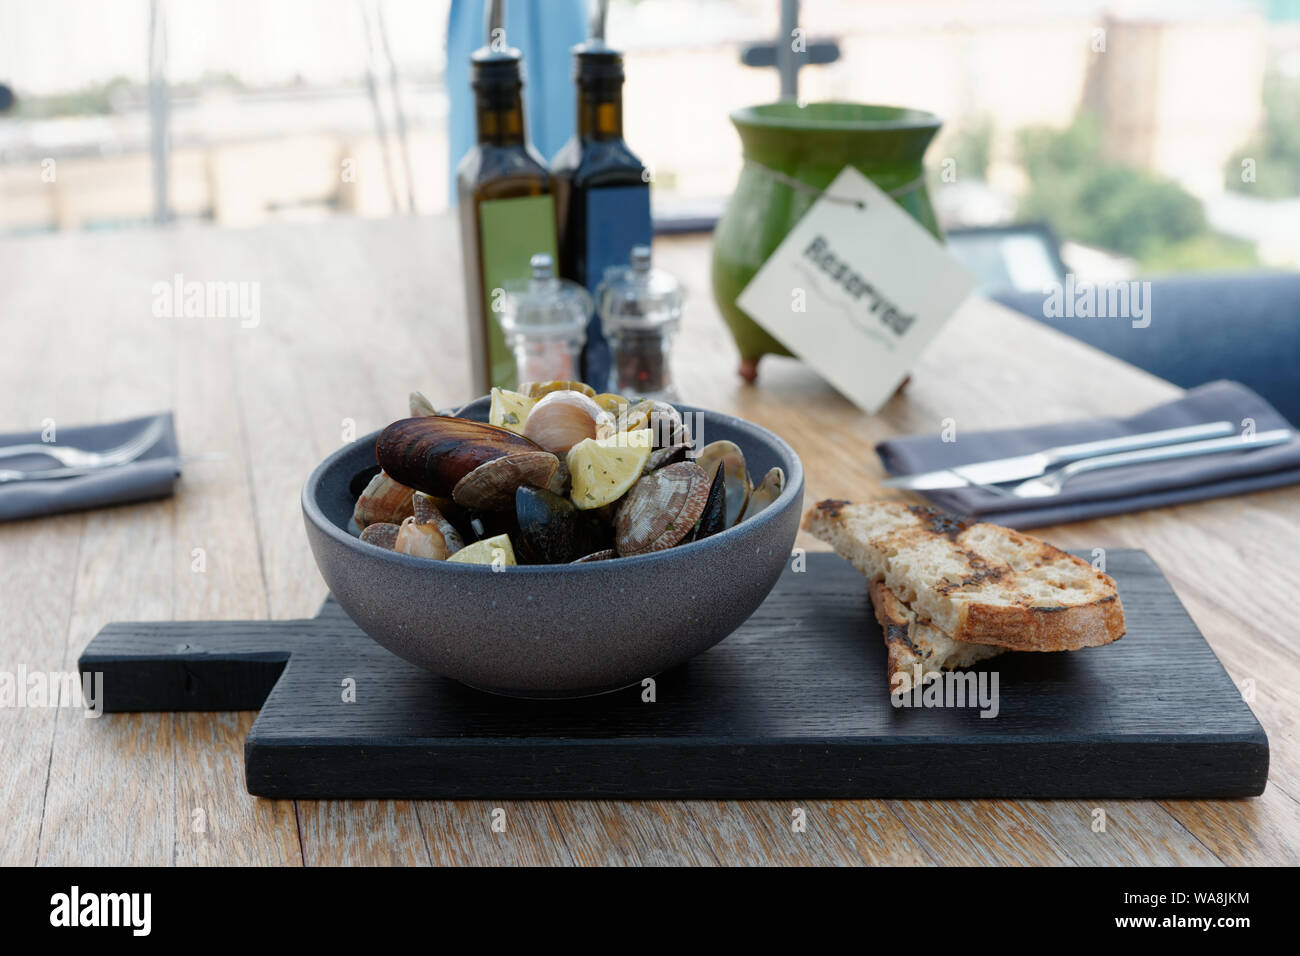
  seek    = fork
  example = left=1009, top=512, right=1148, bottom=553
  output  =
left=1011, top=428, right=1294, bottom=498
left=0, top=418, right=165, bottom=483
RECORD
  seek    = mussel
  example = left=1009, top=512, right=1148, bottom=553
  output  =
left=614, top=461, right=710, bottom=556
left=352, top=470, right=415, bottom=529
left=695, top=440, right=751, bottom=528
left=690, top=464, right=727, bottom=542
left=515, top=485, right=606, bottom=564
left=376, top=416, right=557, bottom=509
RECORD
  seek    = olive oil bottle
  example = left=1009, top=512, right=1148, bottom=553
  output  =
left=457, top=3, right=558, bottom=394
left=551, top=3, right=652, bottom=391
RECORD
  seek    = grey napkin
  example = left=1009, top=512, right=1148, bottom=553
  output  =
left=876, top=381, right=1300, bottom=528
left=0, top=412, right=181, bottom=523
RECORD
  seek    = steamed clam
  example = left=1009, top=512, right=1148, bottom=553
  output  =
left=645, top=442, right=690, bottom=473
left=413, top=492, right=465, bottom=555
left=614, top=461, right=711, bottom=556
left=743, top=467, right=785, bottom=521
left=409, top=391, right=438, bottom=418
left=376, top=416, right=557, bottom=508
left=453, top=451, right=561, bottom=511
left=359, top=521, right=401, bottom=549
left=648, top=401, right=689, bottom=449
left=352, top=470, right=415, bottom=529
left=394, top=515, right=448, bottom=560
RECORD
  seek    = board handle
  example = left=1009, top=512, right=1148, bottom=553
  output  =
left=78, top=620, right=306, bottom=712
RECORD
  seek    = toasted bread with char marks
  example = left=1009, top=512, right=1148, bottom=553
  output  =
left=869, top=579, right=1005, bottom=693
left=803, top=500, right=1125, bottom=652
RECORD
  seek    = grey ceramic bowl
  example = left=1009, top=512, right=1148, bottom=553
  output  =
left=302, top=399, right=804, bottom=698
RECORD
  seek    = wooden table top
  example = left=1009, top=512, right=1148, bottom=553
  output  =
left=2, top=216, right=1295, bottom=866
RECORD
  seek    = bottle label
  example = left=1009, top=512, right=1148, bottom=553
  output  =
left=582, top=184, right=652, bottom=390
left=479, top=194, right=559, bottom=389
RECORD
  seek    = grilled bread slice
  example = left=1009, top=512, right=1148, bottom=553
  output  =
left=870, top=579, right=1005, bottom=693
left=803, top=500, right=1125, bottom=651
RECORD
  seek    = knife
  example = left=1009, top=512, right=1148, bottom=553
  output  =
left=881, top=421, right=1238, bottom=490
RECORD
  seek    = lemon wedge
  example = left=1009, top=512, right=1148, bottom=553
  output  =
left=489, top=387, right=536, bottom=435
left=447, top=533, right=517, bottom=568
left=567, top=428, right=653, bottom=510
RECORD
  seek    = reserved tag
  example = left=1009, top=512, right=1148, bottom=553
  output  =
left=735, top=166, right=975, bottom=413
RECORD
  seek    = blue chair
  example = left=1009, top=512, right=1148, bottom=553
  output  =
left=992, top=272, right=1300, bottom=426
left=446, top=0, right=588, bottom=205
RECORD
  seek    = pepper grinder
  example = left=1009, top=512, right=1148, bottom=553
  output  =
left=596, top=245, right=683, bottom=400
left=497, top=253, right=593, bottom=387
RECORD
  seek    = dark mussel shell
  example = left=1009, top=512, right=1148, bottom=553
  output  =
left=690, top=463, right=727, bottom=542
left=515, top=485, right=606, bottom=564
left=645, top=443, right=690, bottom=472
left=349, top=464, right=383, bottom=499
left=375, top=416, right=543, bottom=498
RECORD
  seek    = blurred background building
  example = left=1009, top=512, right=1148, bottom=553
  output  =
left=2, top=0, right=1298, bottom=279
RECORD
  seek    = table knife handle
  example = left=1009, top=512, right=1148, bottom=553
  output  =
left=1056, top=428, right=1293, bottom=481
left=1046, top=421, right=1237, bottom=464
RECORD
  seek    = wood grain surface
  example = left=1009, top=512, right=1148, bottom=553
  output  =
left=1, top=218, right=1296, bottom=865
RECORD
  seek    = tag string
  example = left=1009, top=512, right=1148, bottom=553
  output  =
left=742, top=159, right=927, bottom=210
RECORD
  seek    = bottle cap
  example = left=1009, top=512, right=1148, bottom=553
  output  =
left=498, top=254, right=593, bottom=343
left=597, top=245, right=682, bottom=335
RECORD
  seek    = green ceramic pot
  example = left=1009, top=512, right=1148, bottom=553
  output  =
left=711, top=102, right=943, bottom=382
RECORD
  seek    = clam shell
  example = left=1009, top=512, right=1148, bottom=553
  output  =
left=571, top=549, right=617, bottom=563
left=452, top=451, right=559, bottom=511
left=409, top=391, right=437, bottom=417
left=359, top=522, right=401, bottom=550
left=394, top=515, right=448, bottom=560
left=412, top=492, right=465, bottom=555
left=376, top=416, right=542, bottom=498
left=742, top=467, right=785, bottom=521
left=614, top=461, right=710, bottom=556
left=645, top=443, right=690, bottom=473
left=352, top=470, right=415, bottom=529
left=648, top=401, right=688, bottom=449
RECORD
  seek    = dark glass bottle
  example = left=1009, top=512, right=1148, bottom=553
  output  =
left=457, top=39, right=558, bottom=394
left=552, top=39, right=652, bottom=392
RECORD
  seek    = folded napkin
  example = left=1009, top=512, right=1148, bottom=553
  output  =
left=0, top=412, right=181, bottom=523
left=876, top=381, right=1300, bottom=528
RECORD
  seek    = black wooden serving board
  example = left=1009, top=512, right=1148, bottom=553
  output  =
left=78, top=550, right=1268, bottom=799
